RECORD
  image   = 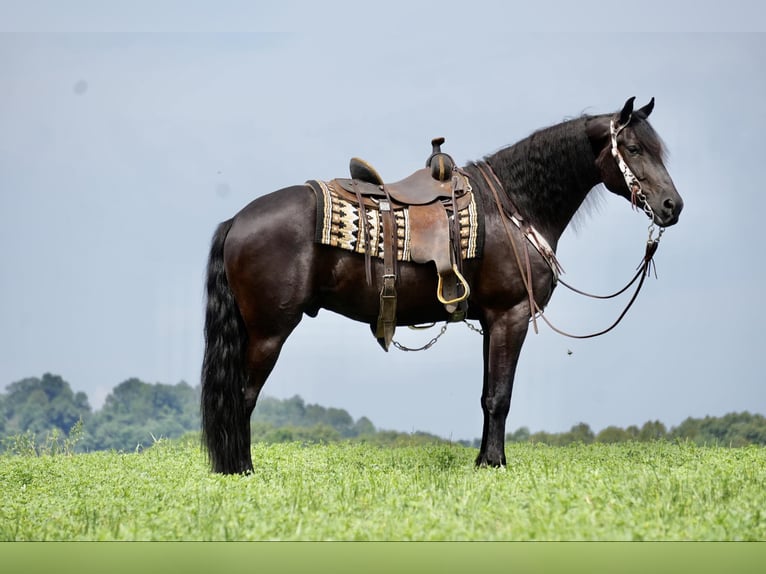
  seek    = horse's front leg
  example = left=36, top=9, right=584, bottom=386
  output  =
left=476, top=303, right=531, bottom=467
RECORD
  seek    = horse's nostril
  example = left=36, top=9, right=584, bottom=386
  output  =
left=663, top=197, right=676, bottom=212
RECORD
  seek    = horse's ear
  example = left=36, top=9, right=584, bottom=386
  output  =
left=638, top=97, right=655, bottom=118
left=619, top=97, right=636, bottom=126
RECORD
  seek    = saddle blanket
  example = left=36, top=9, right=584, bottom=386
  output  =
left=309, top=179, right=484, bottom=262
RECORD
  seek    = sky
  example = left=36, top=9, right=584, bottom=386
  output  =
left=2, top=4, right=765, bottom=442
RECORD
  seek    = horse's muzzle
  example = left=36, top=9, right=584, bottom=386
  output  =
left=656, top=194, right=683, bottom=226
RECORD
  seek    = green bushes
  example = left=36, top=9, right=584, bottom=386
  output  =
left=503, top=413, right=766, bottom=448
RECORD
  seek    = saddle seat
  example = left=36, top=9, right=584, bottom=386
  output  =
left=345, top=137, right=462, bottom=206
left=339, top=167, right=459, bottom=206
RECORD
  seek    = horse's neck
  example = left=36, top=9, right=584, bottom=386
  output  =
left=488, top=116, right=605, bottom=247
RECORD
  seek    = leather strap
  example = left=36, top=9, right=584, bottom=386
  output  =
left=541, top=241, right=658, bottom=339
left=375, top=188, right=398, bottom=350
left=351, top=178, right=373, bottom=286
left=478, top=163, right=541, bottom=333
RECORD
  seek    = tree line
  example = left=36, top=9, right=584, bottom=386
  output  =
left=2, top=373, right=765, bottom=454
left=0, top=373, right=445, bottom=453
left=497, top=413, right=766, bottom=448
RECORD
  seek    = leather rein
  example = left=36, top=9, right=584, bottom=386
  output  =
left=477, top=113, right=665, bottom=339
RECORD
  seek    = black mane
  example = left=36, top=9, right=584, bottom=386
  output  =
left=469, top=115, right=601, bottom=240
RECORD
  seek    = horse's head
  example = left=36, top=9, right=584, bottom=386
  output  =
left=594, top=97, right=683, bottom=227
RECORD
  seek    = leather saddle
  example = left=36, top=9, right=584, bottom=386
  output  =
left=330, top=138, right=472, bottom=351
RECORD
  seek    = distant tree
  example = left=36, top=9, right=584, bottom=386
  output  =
left=255, top=395, right=308, bottom=427
left=668, top=413, right=766, bottom=446
left=352, top=416, right=376, bottom=437
left=2, top=373, right=91, bottom=439
left=251, top=422, right=439, bottom=446
left=253, top=395, right=366, bottom=437
left=638, top=420, right=667, bottom=442
left=739, top=414, right=766, bottom=445
left=262, top=426, right=297, bottom=443
left=670, top=417, right=701, bottom=442
left=529, top=431, right=557, bottom=445
left=325, top=407, right=355, bottom=436
left=693, top=412, right=766, bottom=446
left=290, top=424, right=342, bottom=444
left=356, top=429, right=446, bottom=447
left=81, top=379, right=198, bottom=451
left=563, top=423, right=595, bottom=445
left=250, top=421, right=277, bottom=442
left=304, top=403, right=327, bottom=426
left=506, top=426, right=531, bottom=443
left=596, top=426, right=631, bottom=443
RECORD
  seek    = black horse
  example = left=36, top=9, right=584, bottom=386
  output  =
left=201, top=97, right=683, bottom=474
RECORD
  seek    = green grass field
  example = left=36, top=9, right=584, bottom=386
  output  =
left=1, top=440, right=764, bottom=541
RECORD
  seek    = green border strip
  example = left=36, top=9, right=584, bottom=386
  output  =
left=3, top=542, right=766, bottom=574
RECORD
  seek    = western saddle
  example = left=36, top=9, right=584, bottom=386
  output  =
left=331, top=138, right=472, bottom=351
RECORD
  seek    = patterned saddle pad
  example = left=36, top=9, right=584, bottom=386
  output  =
left=309, top=179, right=484, bottom=262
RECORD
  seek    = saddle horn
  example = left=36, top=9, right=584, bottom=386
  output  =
left=426, top=137, right=455, bottom=182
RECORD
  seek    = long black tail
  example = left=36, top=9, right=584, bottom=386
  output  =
left=200, top=219, right=252, bottom=473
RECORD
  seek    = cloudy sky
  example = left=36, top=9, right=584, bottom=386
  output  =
left=2, top=4, right=764, bottom=441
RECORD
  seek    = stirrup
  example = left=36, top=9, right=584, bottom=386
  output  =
left=437, top=264, right=471, bottom=306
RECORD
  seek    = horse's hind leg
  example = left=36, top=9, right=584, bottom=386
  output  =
left=241, top=322, right=301, bottom=444
left=205, top=316, right=300, bottom=475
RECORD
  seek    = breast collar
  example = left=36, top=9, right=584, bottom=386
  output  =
left=476, top=162, right=562, bottom=283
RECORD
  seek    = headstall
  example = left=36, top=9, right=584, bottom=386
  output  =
left=610, top=115, right=664, bottom=245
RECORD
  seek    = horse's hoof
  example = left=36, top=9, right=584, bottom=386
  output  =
left=475, top=453, right=507, bottom=468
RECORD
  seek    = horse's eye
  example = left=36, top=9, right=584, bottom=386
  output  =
left=626, top=145, right=641, bottom=155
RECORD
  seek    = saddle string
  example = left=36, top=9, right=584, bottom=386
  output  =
left=477, top=161, right=661, bottom=340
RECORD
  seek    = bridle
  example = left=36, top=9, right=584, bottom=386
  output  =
left=480, top=112, right=665, bottom=339
left=609, top=115, right=665, bottom=245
